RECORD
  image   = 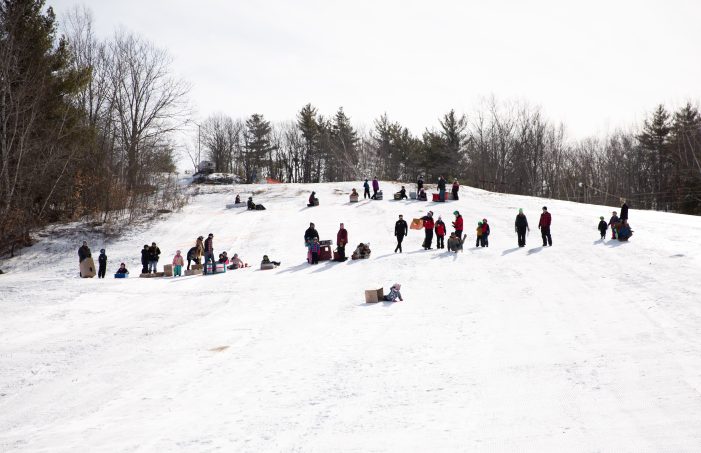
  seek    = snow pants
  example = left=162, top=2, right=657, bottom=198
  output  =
left=541, top=226, right=552, bottom=246
left=311, top=252, right=319, bottom=264
left=517, top=228, right=527, bottom=247
left=98, top=264, right=106, bottom=279
left=364, top=187, right=370, bottom=199
left=395, top=235, right=404, bottom=253
left=174, top=265, right=182, bottom=277
left=436, top=234, right=444, bottom=249
left=423, top=229, right=434, bottom=249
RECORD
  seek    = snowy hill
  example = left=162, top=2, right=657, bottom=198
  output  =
left=2, top=182, right=701, bottom=452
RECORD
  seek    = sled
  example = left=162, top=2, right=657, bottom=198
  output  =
left=319, top=245, right=332, bottom=261
left=432, top=193, right=447, bottom=202
left=349, top=194, right=359, bottom=203
left=184, top=268, right=203, bottom=276
left=225, top=202, right=247, bottom=209
left=215, top=263, right=226, bottom=273
left=409, top=191, right=417, bottom=200
left=139, top=272, right=164, bottom=278
left=309, top=198, right=319, bottom=206
left=79, top=257, right=96, bottom=278
left=164, top=264, right=173, bottom=277
left=410, top=218, right=423, bottom=230
left=114, top=273, right=128, bottom=279
left=260, top=263, right=275, bottom=270
left=393, top=193, right=403, bottom=200
left=374, top=190, right=383, bottom=200
left=365, top=288, right=384, bottom=303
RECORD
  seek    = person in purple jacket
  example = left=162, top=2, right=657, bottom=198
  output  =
left=371, top=178, right=380, bottom=199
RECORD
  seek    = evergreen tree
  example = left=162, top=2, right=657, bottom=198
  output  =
left=329, top=107, right=358, bottom=181
left=670, top=103, right=701, bottom=213
left=296, top=103, right=318, bottom=183
left=637, top=105, right=671, bottom=208
left=243, top=113, right=274, bottom=183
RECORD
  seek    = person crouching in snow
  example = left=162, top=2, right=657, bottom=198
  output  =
left=384, top=283, right=403, bottom=302
left=447, top=232, right=463, bottom=252
left=308, top=191, right=318, bottom=207
left=172, top=250, right=184, bottom=277
left=307, top=237, right=320, bottom=264
left=597, top=216, right=608, bottom=239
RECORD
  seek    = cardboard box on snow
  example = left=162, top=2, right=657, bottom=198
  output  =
left=365, top=288, right=384, bottom=303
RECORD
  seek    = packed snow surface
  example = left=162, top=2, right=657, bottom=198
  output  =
left=2, top=182, right=701, bottom=452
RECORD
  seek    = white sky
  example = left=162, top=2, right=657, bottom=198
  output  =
left=51, top=0, right=701, bottom=140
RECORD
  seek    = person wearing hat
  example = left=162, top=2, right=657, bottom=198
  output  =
left=203, top=234, right=214, bottom=271
left=451, top=179, right=460, bottom=200
left=515, top=208, right=529, bottom=247
left=435, top=216, right=446, bottom=249
left=480, top=218, right=490, bottom=247
left=417, top=175, right=424, bottom=193
left=421, top=211, right=435, bottom=250
left=597, top=216, right=608, bottom=239
left=384, top=283, right=403, bottom=302
left=172, top=250, right=184, bottom=277
left=620, top=198, right=629, bottom=222
left=140, top=244, right=150, bottom=274
left=394, top=214, right=408, bottom=253
left=452, top=211, right=463, bottom=239
left=539, top=206, right=552, bottom=246
left=608, top=211, right=619, bottom=239
left=97, top=248, right=107, bottom=279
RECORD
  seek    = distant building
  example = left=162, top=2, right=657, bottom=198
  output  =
left=197, top=160, right=216, bottom=174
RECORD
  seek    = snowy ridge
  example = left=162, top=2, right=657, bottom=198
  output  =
left=1, top=182, right=701, bottom=452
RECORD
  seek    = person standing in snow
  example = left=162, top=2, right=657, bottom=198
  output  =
left=476, top=221, right=484, bottom=247
left=195, top=236, right=204, bottom=262
left=620, top=198, right=629, bottom=222
left=421, top=211, right=435, bottom=250
left=304, top=222, right=319, bottom=245
left=307, top=238, right=321, bottom=264
left=452, top=179, right=460, bottom=200
left=140, top=244, right=149, bottom=274
left=597, top=216, right=608, bottom=239
left=78, top=241, right=91, bottom=263
left=435, top=216, right=446, bottom=249
left=480, top=218, right=490, bottom=247
left=417, top=175, right=424, bottom=193
left=371, top=178, right=380, bottom=199
left=363, top=179, right=371, bottom=199
left=203, top=234, right=214, bottom=269
left=515, top=209, right=529, bottom=247
left=608, top=211, right=619, bottom=239
left=97, top=248, right=107, bottom=278
left=539, top=206, right=552, bottom=246
left=172, top=250, right=184, bottom=277
left=148, top=242, right=161, bottom=273
left=452, top=211, right=463, bottom=239
left=336, top=223, right=348, bottom=261
left=394, top=214, right=408, bottom=253
left=384, top=283, right=403, bottom=302
left=437, top=176, right=446, bottom=202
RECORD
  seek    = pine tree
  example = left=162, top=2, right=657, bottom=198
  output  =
left=243, top=114, right=274, bottom=183
left=296, top=103, right=319, bottom=183
left=329, top=107, right=358, bottom=181
left=637, top=105, right=671, bottom=208
left=670, top=103, right=701, bottom=213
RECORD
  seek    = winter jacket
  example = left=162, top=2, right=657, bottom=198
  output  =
left=539, top=212, right=552, bottom=228
left=309, top=193, right=316, bottom=204
left=515, top=213, right=529, bottom=230
left=437, top=177, right=446, bottom=191
left=195, top=239, right=204, bottom=258
left=482, top=223, right=490, bottom=236
left=186, top=247, right=198, bottom=261
left=421, top=215, right=435, bottom=230
left=598, top=220, right=608, bottom=232
left=452, top=182, right=459, bottom=194
left=620, top=203, right=629, bottom=221
left=447, top=235, right=462, bottom=251
left=173, top=254, right=184, bottom=266
left=307, top=242, right=321, bottom=253
left=476, top=225, right=483, bottom=237
left=453, top=215, right=463, bottom=231
left=417, top=177, right=424, bottom=190
left=304, top=227, right=319, bottom=243
left=78, top=245, right=91, bottom=262
left=148, top=246, right=161, bottom=262
left=230, top=257, right=244, bottom=268
left=608, top=215, right=619, bottom=227
left=247, top=198, right=256, bottom=210
left=141, top=248, right=149, bottom=264
left=98, top=253, right=107, bottom=267
left=363, top=180, right=370, bottom=190
left=435, top=221, right=446, bottom=236
left=337, top=228, right=348, bottom=247
left=116, top=266, right=129, bottom=274
left=618, top=223, right=632, bottom=240
left=204, top=237, right=213, bottom=253
left=395, top=219, right=408, bottom=237
left=372, top=179, right=379, bottom=191
left=385, top=287, right=403, bottom=302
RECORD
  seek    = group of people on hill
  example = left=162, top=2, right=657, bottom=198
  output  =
left=514, top=206, right=552, bottom=247
left=362, top=178, right=381, bottom=199
left=304, top=221, right=370, bottom=263
left=597, top=199, right=632, bottom=241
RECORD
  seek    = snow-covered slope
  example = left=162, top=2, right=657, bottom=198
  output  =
left=2, top=182, right=701, bottom=452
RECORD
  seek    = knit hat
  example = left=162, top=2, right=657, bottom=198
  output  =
left=392, top=283, right=401, bottom=290
left=519, top=208, right=523, bottom=213
left=478, top=221, right=483, bottom=225
left=600, top=216, right=604, bottom=220
left=100, top=249, right=105, bottom=253
left=176, top=250, right=181, bottom=254
left=453, top=211, right=459, bottom=215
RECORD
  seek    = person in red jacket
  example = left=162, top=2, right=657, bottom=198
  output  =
left=421, top=211, right=435, bottom=250
left=452, top=210, right=463, bottom=237
left=539, top=206, right=552, bottom=246
left=480, top=218, right=490, bottom=247
left=435, top=216, right=446, bottom=249
left=336, top=223, right=348, bottom=261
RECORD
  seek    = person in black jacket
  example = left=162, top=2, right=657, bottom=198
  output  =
left=437, top=176, right=447, bottom=202
left=78, top=242, right=91, bottom=263
left=417, top=175, right=424, bottom=193
left=98, top=249, right=107, bottom=278
left=597, top=216, right=608, bottom=239
left=148, top=242, right=161, bottom=273
left=515, top=209, right=529, bottom=247
left=620, top=198, right=629, bottom=222
left=304, top=222, right=319, bottom=245
left=140, top=244, right=149, bottom=274
left=394, top=214, right=408, bottom=253
left=186, top=246, right=200, bottom=270
left=203, top=234, right=214, bottom=270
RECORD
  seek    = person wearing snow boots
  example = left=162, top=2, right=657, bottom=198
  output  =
left=172, top=250, right=184, bottom=277
left=228, top=253, right=246, bottom=269
left=476, top=221, right=483, bottom=247
left=384, top=283, right=403, bottom=302
left=363, top=179, right=371, bottom=199
left=452, top=211, right=463, bottom=238
left=608, top=211, right=619, bottom=239
left=421, top=211, right=435, bottom=249
left=97, top=248, right=107, bottom=278
left=371, top=178, right=380, bottom=199
left=447, top=232, right=463, bottom=252
left=480, top=218, right=490, bottom=247
left=394, top=214, right=408, bottom=253
left=196, top=236, right=204, bottom=261
left=148, top=242, right=161, bottom=273
left=539, top=206, right=552, bottom=246
left=336, top=223, right=348, bottom=261
left=452, top=179, right=460, bottom=200
left=437, top=176, right=447, bottom=202
left=435, top=216, right=446, bottom=249
left=598, top=216, right=608, bottom=239
left=307, top=238, right=321, bottom=264
left=140, top=244, right=150, bottom=274
left=515, top=209, right=530, bottom=247
left=417, top=187, right=427, bottom=201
